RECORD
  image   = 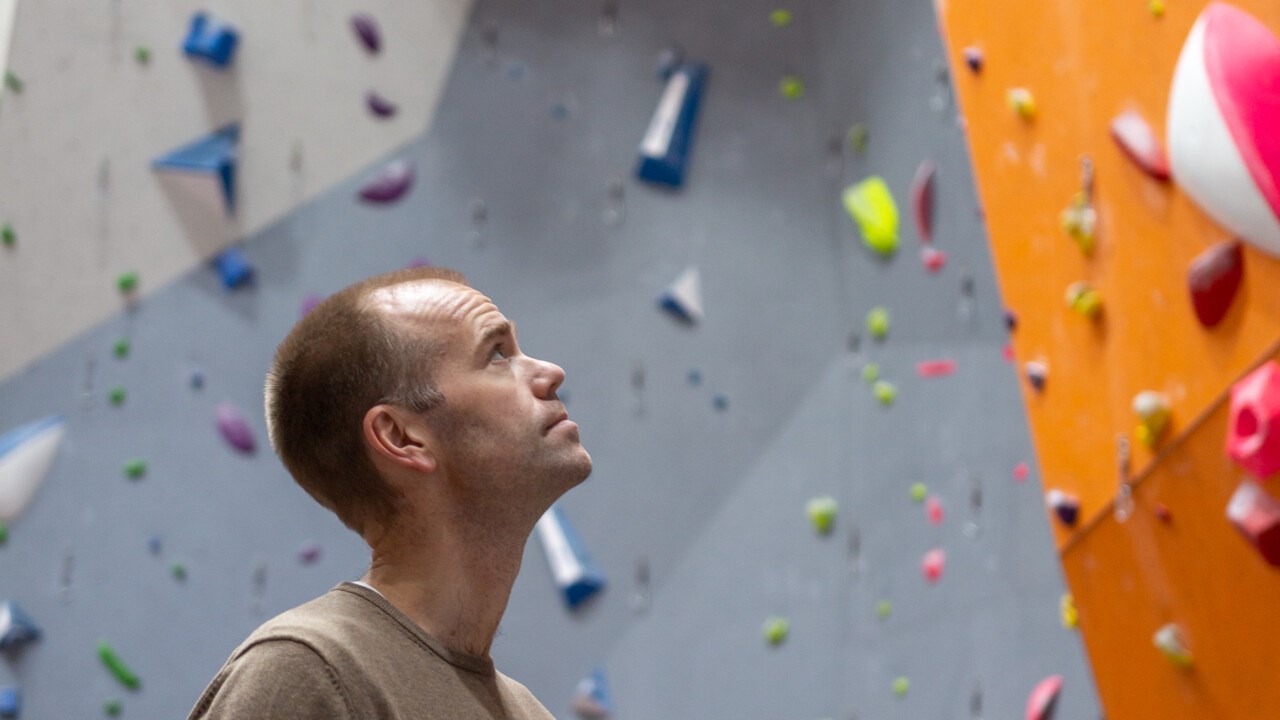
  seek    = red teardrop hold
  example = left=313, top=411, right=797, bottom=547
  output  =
left=911, top=160, right=937, bottom=243
left=1188, top=240, right=1244, bottom=327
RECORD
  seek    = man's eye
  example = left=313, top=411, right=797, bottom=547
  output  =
left=490, top=346, right=508, bottom=362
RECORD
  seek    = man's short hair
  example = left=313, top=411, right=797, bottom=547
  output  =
left=264, top=266, right=467, bottom=535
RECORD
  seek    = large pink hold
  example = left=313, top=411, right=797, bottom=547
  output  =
left=1025, top=675, right=1062, bottom=720
left=216, top=401, right=255, bottom=454
left=922, top=548, right=945, bottom=583
left=1168, top=3, right=1280, bottom=256
left=359, top=159, right=415, bottom=203
left=1227, top=360, right=1280, bottom=480
left=1187, top=240, right=1243, bottom=328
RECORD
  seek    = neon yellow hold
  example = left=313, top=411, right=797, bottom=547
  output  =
left=1153, top=623, right=1192, bottom=668
left=1149, top=0, right=1166, bottom=18
left=1061, top=191, right=1097, bottom=256
left=1060, top=593, right=1079, bottom=629
left=763, top=616, right=790, bottom=645
left=842, top=177, right=899, bottom=256
left=1133, top=391, right=1171, bottom=448
left=866, top=306, right=891, bottom=341
left=1008, top=87, right=1036, bottom=120
left=779, top=75, right=804, bottom=100
left=1065, top=281, right=1103, bottom=319
left=770, top=9, right=793, bottom=27
left=806, top=496, right=838, bottom=535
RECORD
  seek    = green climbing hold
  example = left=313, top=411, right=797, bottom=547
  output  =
left=806, top=496, right=838, bottom=535
left=123, top=459, right=147, bottom=480
left=893, top=676, right=910, bottom=698
left=873, top=380, right=897, bottom=406
left=108, top=386, right=127, bottom=406
left=104, top=698, right=123, bottom=717
left=135, top=46, right=152, bottom=64
left=116, top=271, right=139, bottom=294
left=842, top=177, right=899, bottom=256
left=98, top=640, right=141, bottom=689
left=910, top=482, right=928, bottom=503
left=866, top=306, right=890, bottom=341
left=171, top=562, right=188, bottom=581
left=876, top=600, right=892, bottom=620
left=861, top=363, right=880, bottom=384
left=4, top=71, right=22, bottom=93
left=1, top=223, right=14, bottom=247
left=0, top=521, right=8, bottom=545
left=848, top=123, right=869, bottom=154
left=762, top=616, right=790, bottom=646
left=113, top=338, right=131, bottom=359
left=769, top=9, right=793, bottom=26
left=779, top=75, right=804, bottom=100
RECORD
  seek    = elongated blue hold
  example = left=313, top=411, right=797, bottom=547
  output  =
left=535, top=505, right=606, bottom=610
left=0, top=416, right=66, bottom=522
left=636, top=63, right=708, bottom=188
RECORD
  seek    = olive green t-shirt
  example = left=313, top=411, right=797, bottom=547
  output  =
left=188, top=582, right=554, bottom=720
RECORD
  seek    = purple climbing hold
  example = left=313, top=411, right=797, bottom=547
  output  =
left=300, top=293, right=324, bottom=318
left=216, top=401, right=255, bottom=454
left=298, top=540, right=323, bottom=565
left=351, top=14, right=381, bottom=54
left=359, top=159, right=415, bottom=204
left=366, top=90, right=398, bottom=118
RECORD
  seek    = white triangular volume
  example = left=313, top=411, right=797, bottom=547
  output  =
left=1168, top=12, right=1280, bottom=255
left=0, top=1, right=18, bottom=89
left=666, top=266, right=704, bottom=322
left=0, top=416, right=66, bottom=522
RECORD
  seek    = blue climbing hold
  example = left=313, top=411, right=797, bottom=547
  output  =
left=183, top=12, right=239, bottom=68
left=0, top=601, right=41, bottom=650
left=212, top=247, right=253, bottom=289
left=636, top=63, right=708, bottom=188
left=152, top=124, right=239, bottom=217
left=0, top=686, right=19, bottom=718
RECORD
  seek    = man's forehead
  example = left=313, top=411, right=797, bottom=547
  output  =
left=364, top=279, right=504, bottom=333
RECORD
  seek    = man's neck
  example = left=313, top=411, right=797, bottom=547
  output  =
left=361, top=519, right=530, bottom=658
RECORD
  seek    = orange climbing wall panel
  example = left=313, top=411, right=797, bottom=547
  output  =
left=935, top=0, right=1280, bottom=717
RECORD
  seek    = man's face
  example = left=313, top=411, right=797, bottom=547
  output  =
left=367, top=280, right=592, bottom=519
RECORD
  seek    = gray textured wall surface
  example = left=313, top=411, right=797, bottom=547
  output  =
left=0, top=0, right=1101, bottom=718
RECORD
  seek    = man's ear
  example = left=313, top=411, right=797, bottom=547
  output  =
left=362, top=405, right=437, bottom=475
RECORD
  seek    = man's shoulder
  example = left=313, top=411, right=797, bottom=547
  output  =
left=234, top=584, right=382, bottom=663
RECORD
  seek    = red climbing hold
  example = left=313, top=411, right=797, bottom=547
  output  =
left=1188, top=240, right=1244, bottom=328
left=911, top=160, right=937, bottom=243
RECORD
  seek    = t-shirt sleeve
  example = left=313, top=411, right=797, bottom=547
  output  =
left=188, top=640, right=353, bottom=720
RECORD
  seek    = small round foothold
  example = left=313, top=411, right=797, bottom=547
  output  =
left=1004, top=309, right=1017, bottom=332
left=712, top=394, right=729, bottom=412
left=872, top=380, right=897, bottom=406
left=762, top=616, right=790, bottom=646
left=1154, top=503, right=1172, bottom=523
left=779, top=75, right=805, bottom=100
left=1149, top=0, right=1165, bottom=18
left=113, top=338, right=131, bottom=359
left=893, top=676, right=910, bottom=698
left=104, top=699, right=123, bottom=717
left=848, top=123, right=870, bottom=154
left=1007, top=88, right=1036, bottom=121
left=134, top=46, right=151, bottom=64
left=861, top=363, right=880, bottom=384
left=298, top=541, right=323, bottom=565
left=189, top=369, right=205, bottom=390
left=1, top=223, right=14, bottom=247
left=108, top=386, right=126, bottom=406
left=876, top=600, right=892, bottom=620
left=1013, top=462, right=1030, bottom=482
left=147, top=535, right=162, bottom=555
left=687, top=369, right=702, bottom=386
left=769, top=9, right=793, bottom=27
left=123, top=459, right=147, bottom=480
left=921, top=548, right=945, bottom=583
left=1024, top=360, right=1048, bottom=391
left=963, top=46, right=983, bottom=73
left=171, top=562, right=188, bottom=581
left=910, top=482, right=928, bottom=503
left=1065, top=281, right=1103, bottom=319
left=806, top=496, right=838, bottom=535
left=866, top=306, right=891, bottom=341
left=116, top=271, right=139, bottom=294
left=925, top=495, right=944, bottom=525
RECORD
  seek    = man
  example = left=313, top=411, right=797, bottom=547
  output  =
left=188, top=266, right=591, bottom=719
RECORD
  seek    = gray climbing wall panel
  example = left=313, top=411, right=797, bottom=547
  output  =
left=0, top=0, right=1101, bottom=717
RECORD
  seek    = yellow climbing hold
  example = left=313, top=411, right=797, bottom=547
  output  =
left=842, top=176, right=899, bottom=256
left=779, top=75, right=804, bottom=100
left=1008, top=88, right=1036, bottom=121
left=1149, top=0, right=1166, bottom=18
left=770, top=9, right=793, bottom=27
left=1060, top=593, right=1079, bottom=629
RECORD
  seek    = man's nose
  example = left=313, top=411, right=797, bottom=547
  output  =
left=530, top=357, right=566, bottom=399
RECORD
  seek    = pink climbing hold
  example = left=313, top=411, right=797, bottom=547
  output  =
left=1227, top=360, right=1280, bottom=480
left=922, top=548, right=945, bottom=583
left=1025, top=674, right=1063, bottom=720
left=1013, top=462, right=1030, bottom=483
left=911, top=160, right=937, bottom=243
left=216, top=401, right=255, bottom=454
left=1002, top=343, right=1016, bottom=362
left=921, top=246, right=947, bottom=273
left=925, top=495, right=944, bottom=525
left=916, top=359, right=957, bottom=378
left=1110, top=110, right=1170, bottom=181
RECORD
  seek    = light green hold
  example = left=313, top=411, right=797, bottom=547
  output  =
left=116, top=271, right=139, bottom=294
left=763, top=616, right=790, bottom=646
left=873, top=380, right=897, bottom=406
left=108, top=386, right=127, bottom=406
left=135, top=46, right=152, bottom=64
left=848, top=123, right=869, bottom=154
left=104, top=698, right=123, bottom=716
left=0, top=521, right=8, bottom=544
left=876, top=600, right=892, bottom=620
left=893, top=676, right=910, bottom=697
left=4, top=71, right=22, bottom=93
left=1, top=223, right=14, bottom=247
left=806, top=496, right=838, bottom=535
left=172, top=562, right=188, bottom=581
left=779, top=75, right=804, bottom=100
left=769, top=9, right=793, bottom=26
left=861, top=363, right=880, bottom=384
left=123, top=459, right=147, bottom=480
left=113, top=338, right=131, bottom=359
left=98, top=640, right=141, bottom=690
left=910, top=482, right=928, bottom=503
left=866, top=306, right=890, bottom=341
left=842, top=177, right=899, bottom=256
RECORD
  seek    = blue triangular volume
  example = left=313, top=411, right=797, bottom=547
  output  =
left=571, top=667, right=613, bottom=719
left=0, top=601, right=41, bottom=650
left=152, top=124, right=239, bottom=215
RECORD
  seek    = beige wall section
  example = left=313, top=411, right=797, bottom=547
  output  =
left=0, top=0, right=473, bottom=381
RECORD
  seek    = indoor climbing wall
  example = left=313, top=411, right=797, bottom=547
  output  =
left=0, top=0, right=1101, bottom=718
left=938, top=0, right=1280, bottom=717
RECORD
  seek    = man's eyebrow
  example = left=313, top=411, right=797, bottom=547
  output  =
left=475, top=320, right=516, bottom=353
